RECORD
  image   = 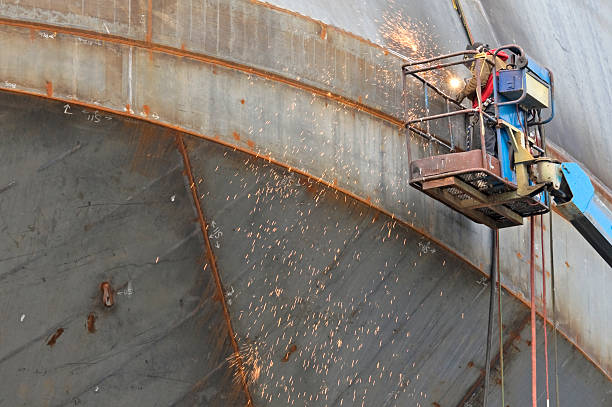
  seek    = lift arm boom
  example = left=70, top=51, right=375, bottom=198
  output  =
left=546, top=162, right=612, bottom=266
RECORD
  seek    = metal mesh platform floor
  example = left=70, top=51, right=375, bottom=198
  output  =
left=410, top=150, right=549, bottom=229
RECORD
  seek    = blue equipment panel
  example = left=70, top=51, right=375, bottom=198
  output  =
left=498, top=69, right=550, bottom=109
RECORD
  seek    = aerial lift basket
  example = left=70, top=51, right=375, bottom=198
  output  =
left=402, top=46, right=551, bottom=229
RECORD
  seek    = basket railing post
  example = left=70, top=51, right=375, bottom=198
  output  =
left=423, top=81, right=432, bottom=156
left=474, top=58, right=487, bottom=167
left=403, top=69, right=412, bottom=172
left=446, top=99, right=454, bottom=151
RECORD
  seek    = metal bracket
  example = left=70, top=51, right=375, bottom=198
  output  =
left=500, top=120, right=546, bottom=197
left=532, top=158, right=562, bottom=190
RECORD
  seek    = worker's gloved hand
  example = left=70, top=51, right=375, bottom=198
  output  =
left=455, top=91, right=465, bottom=103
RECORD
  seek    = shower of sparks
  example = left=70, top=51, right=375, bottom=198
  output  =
left=164, top=11, right=481, bottom=401
left=380, top=11, right=429, bottom=59
left=228, top=341, right=263, bottom=386
left=190, top=144, right=451, bottom=406
left=380, top=4, right=469, bottom=99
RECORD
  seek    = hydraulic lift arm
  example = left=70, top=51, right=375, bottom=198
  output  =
left=536, top=161, right=612, bottom=266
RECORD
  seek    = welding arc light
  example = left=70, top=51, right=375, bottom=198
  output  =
left=449, top=77, right=462, bottom=89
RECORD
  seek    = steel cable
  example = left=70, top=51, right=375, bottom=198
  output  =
left=483, top=228, right=497, bottom=407
left=540, top=109, right=560, bottom=407
left=530, top=218, right=537, bottom=407
left=496, top=230, right=505, bottom=406
left=542, top=216, right=551, bottom=406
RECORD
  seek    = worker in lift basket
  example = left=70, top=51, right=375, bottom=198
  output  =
left=455, top=42, right=508, bottom=157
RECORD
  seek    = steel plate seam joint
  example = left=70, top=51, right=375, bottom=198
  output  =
left=176, top=134, right=254, bottom=406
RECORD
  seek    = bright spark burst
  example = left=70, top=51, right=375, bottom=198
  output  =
left=380, top=5, right=467, bottom=90
left=227, top=341, right=262, bottom=386
left=449, top=77, right=462, bottom=89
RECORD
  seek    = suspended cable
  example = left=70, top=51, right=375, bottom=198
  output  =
left=540, top=110, right=560, bottom=407
left=483, top=228, right=497, bottom=407
left=496, top=230, right=505, bottom=406
left=530, top=218, right=537, bottom=407
left=536, top=112, right=552, bottom=407
left=541, top=215, right=551, bottom=406
left=549, top=211, right=561, bottom=407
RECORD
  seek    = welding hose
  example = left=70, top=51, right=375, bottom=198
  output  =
left=542, top=215, right=551, bottom=407
left=550, top=209, right=561, bottom=407
left=538, top=110, right=560, bottom=407
left=497, top=230, right=505, bottom=406
left=530, top=218, right=537, bottom=407
left=483, top=227, right=497, bottom=407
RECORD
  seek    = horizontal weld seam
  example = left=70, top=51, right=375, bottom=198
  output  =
left=5, top=17, right=606, bottom=203
left=0, top=17, right=403, bottom=128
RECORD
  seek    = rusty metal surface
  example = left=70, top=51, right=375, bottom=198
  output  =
left=466, top=316, right=612, bottom=406
left=183, top=134, right=611, bottom=405
left=0, top=0, right=408, bottom=120
left=0, top=0, right=611, bottom=388
left=0, top=16, right=495, bottom=279
left=409, top=150, right=551, bottom=229
left=0, top=93, right=247, bottom=406
left=410, top=150, right=501, bottom=181
left=0, top=87, right=610, bottom=406
left=0, top=8, right=494, bottom=296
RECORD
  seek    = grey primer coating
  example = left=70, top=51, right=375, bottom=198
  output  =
left=0, top=93, right=609, bottom=406
left=0, top=0, right=610, bottom=378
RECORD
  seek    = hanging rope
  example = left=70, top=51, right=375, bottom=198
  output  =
left=530, top=218, right=537, bottom=407
left=541, top=215, right=551, bottom=406
left=549, top=211, right=561, bottom=407
left=496, top=230, right=505, bottom=406
left=540, top=111, right=560, bottom=407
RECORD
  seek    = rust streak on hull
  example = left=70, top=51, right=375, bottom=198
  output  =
left=146, top=0, right=153, bottom=43
left=456, top=313, right=531, bottom=406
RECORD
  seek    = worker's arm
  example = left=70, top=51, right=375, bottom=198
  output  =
left=456, top=72, right=477, bottom=103
left=456, top=59, right=491, bottom=103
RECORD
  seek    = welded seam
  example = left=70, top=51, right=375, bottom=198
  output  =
left=451, top=0, right=474, bottom=45
left=0, top=17, right=402, bottom=128
left=176, top=134, right=254, bottom=406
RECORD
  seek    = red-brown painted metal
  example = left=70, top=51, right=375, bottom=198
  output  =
left=410, top=150, right=549, bottom=228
